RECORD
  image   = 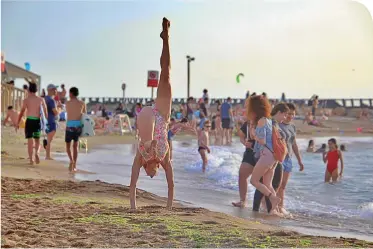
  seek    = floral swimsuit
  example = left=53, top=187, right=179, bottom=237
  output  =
left=138, top=105, right=169, bottom=163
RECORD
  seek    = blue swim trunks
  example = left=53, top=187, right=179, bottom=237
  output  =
left=46, top=122, right=57, bottom=134
left=282, top=155, right=293, bottom=173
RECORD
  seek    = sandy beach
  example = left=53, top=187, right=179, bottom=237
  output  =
left=1, top=117, right=373, bottom=248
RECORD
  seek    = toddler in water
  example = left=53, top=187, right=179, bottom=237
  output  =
left=198, top=120, right=212, bottom=172
left=323, top=138, right=344, bottom=183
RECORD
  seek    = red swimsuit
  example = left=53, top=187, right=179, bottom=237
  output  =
left=327, top=150, right=339, bottom=174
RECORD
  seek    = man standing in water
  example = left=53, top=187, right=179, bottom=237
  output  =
left=220, top=97, right=233, bottom=145
left=44, top=84, right=60, bottom=160
left=17, top=82, right=48, bottom=165
left=65, top=87, right=86, bottom=172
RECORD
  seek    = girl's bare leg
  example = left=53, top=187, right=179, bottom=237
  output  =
left=129, top=152, right=143, bottom=210
left=251, top=158, right=281, bottom=212
left=324, top=169, right=331, bottom=183
left=278, top=171, right=290, bottom=212
left=232, top=163, right=254, bottom=207
left=163, top=151, right=174, bottom=209
left=156, top=18, right=172, bottom=119
left=331, top=169, right=339, bottom=183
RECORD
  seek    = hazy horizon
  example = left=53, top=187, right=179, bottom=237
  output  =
left=1, top=0, right=373, bottom=99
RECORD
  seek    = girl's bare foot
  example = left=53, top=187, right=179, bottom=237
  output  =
left=73, top=163, right=77, bottom=172
left=269, top=208, right=284, bottom=217
left=268, top=194, right=281, bottom=213
left=160, top=17, right=170, bottom=39
left=35, top=154, right=40, bottom=164
left=45, top=157, right=54, bottom=160
left=29, top=160, right=34, bottom=165
left=232, top=200, right=246, bottom=208
left=279, top=207, right=293, bottom=218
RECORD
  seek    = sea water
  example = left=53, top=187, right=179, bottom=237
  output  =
left=56, top=136, right=373, bottom=240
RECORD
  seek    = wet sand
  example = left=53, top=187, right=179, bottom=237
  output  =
left=1, top=117, right=373, bottom=247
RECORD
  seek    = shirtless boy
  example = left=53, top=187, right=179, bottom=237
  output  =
left=198, top=120, right=212, bottom=172
left=65, top=87, right=86, bottom=172
left=17, top=82, right=48, bottom=165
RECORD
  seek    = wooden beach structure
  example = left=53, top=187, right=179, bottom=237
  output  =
left=1, top=61, right=41, bottom=117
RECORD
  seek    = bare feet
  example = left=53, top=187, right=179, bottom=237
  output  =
left=29, top=160, right=34, bottom=165
left=268, top=194, right=281, bottom=213
left=160, top=17, right=170, bottom=39
left=45, top=157, right=54, bottom=160
left=35, top=154, right=40, bottom=164
left=232, top=200, right=246, bottom=208
left=69, top=161, right=74, bottom=172
left=269, top=208, right=284, bottom=217
left=279, top=207, right=293, bottom=218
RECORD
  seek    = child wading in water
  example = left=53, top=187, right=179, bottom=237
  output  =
left=198, top=120, right=211, bottom=172
left=323, top=138, right=344, bottom=183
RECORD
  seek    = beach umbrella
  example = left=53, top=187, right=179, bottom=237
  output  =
left=24, top=62, right=31, bottom=71
left=236, top=73, right=244, bottom=83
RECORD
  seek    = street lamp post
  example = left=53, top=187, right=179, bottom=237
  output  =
left=121, top=83, right=126, bottom=105
left=186, top=55, right=195, bottom=98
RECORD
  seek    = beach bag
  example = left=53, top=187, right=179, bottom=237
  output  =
left=271, top=122, right=287, bottom=162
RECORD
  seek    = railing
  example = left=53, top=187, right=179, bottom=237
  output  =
left=81, top=97, right=373, bottom=109
left=1, top=83, right=27, bottom=117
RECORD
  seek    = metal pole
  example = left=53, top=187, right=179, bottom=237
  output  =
left=187, top=60, right=190, bottom=98
left=122, top=89, right=125, bottom=104
left=151, top=87, right=154, bottom=99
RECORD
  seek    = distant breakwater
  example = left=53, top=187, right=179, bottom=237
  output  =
left=82, top=97, right=373, bottom=109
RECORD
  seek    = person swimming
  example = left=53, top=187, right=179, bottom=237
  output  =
left=323, top=138, right=344, bottom=183
left=315, top=143, right=326, bottom=153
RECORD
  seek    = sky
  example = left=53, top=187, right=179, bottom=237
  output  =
left=1, top=0, right=373, bottom=99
